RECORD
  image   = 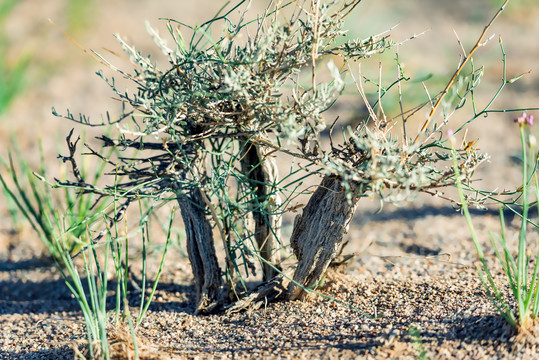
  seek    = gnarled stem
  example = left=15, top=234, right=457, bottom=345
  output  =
left=289, top=176, right=360, bottom=299
left=176, top=147, right=222, bottom=314
left=241, top=139, right=282, bottom=281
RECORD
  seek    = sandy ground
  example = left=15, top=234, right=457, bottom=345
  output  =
left=2, top=208, right=539, bottom=359
left=2, top=0, right=539, bottom=359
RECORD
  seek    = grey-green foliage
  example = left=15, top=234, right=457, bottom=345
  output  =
left=107, top=2, right=389, bottom=145
left=57, top=1, right=436, bottom=199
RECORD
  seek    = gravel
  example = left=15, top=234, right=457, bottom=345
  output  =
left=2, top=207, right=539, bottom=360
left=1, top=1, right=539, bottom=359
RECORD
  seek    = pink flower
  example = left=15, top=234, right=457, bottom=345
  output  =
left=514, top=112, right=534, bottom=127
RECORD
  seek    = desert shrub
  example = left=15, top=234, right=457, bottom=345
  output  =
left=52, top=0, right=519, bottom=316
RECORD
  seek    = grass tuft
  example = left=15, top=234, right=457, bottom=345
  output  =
left=453, top=112, right=539, bottom=330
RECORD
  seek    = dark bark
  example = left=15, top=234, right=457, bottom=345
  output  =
left=175, top=146, right=222, bottom=314
left=225, top=175, right=361, bottom=312
left=178, top=189, right=222, bottom=314
left=241, top=140, right=281, bottom=281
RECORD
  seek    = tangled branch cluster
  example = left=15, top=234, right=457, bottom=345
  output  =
left=54, top=0, right=492, bottom=311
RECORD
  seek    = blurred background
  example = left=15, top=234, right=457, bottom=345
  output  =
left=1, top=0, right=538, bottom=255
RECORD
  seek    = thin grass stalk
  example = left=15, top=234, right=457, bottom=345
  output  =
left=520, top=170, right=539, bottom=319
left=488, top=232, right=513, bottom=287
left=517, top=124, right=529, bottom=324
left=123, top=223, right=129, bottom=320
left=89, top=229, right=109, bottom=359
left=123, top=295, right=140, bottom=360
left=450, top=136, right=517, bottom=326
left=109, top=172, right=123, bottom=325
left=57, top=233, right=99, bottom=357
left=82, top=245, right=109, bottom=359
left=108, top=223, right=123, bottom=324
left=489, top=213, right=519, bottom=299
left=533, top=175, right=539, bottom=316
left=1, top=138, right=114, bottom=258
left=0, top=175, right=23, bottom=229
left=101, top=233, right=110, bottom=358
left=498, top=210, right=519, bottom=288
left=0, top=162, right=46, bottom=241
left=526, top=229, right=539, bottom=318
left=105, top=204, right=140, bottom=357
left=83, top=248, right=98, bottom=340
left=137, top=197, right=148, bottom=324
left=137, top=208, right=175, bottom=325
left=451, top=38, right=532, bottom=143
left=4, top=153, right=55, bottom=246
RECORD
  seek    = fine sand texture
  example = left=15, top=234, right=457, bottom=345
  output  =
left=2, top=1, right=539, bottom=359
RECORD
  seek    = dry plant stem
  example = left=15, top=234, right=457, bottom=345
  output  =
left=178, top=190, right=222, bottom=314
left=414, top=0, right=510, bottom=143
left=311, top=0, right=320, bottom=92
left=200, top=187, right=236, bottom=292
left=289, top=176, right=361, bottom=299
left=176, top=147, right=222, bottom=314
left=226, top=270, right=293, bottom=314
left=241, top=139, right=282, bottom=281
left=227, top=176, right=361, bottom=310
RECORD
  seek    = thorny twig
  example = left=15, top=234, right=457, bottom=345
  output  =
left=58, top=129, right=86, bottom=187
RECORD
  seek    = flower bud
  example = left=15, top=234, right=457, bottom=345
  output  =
left=528, top=134, right=537, bottom=149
